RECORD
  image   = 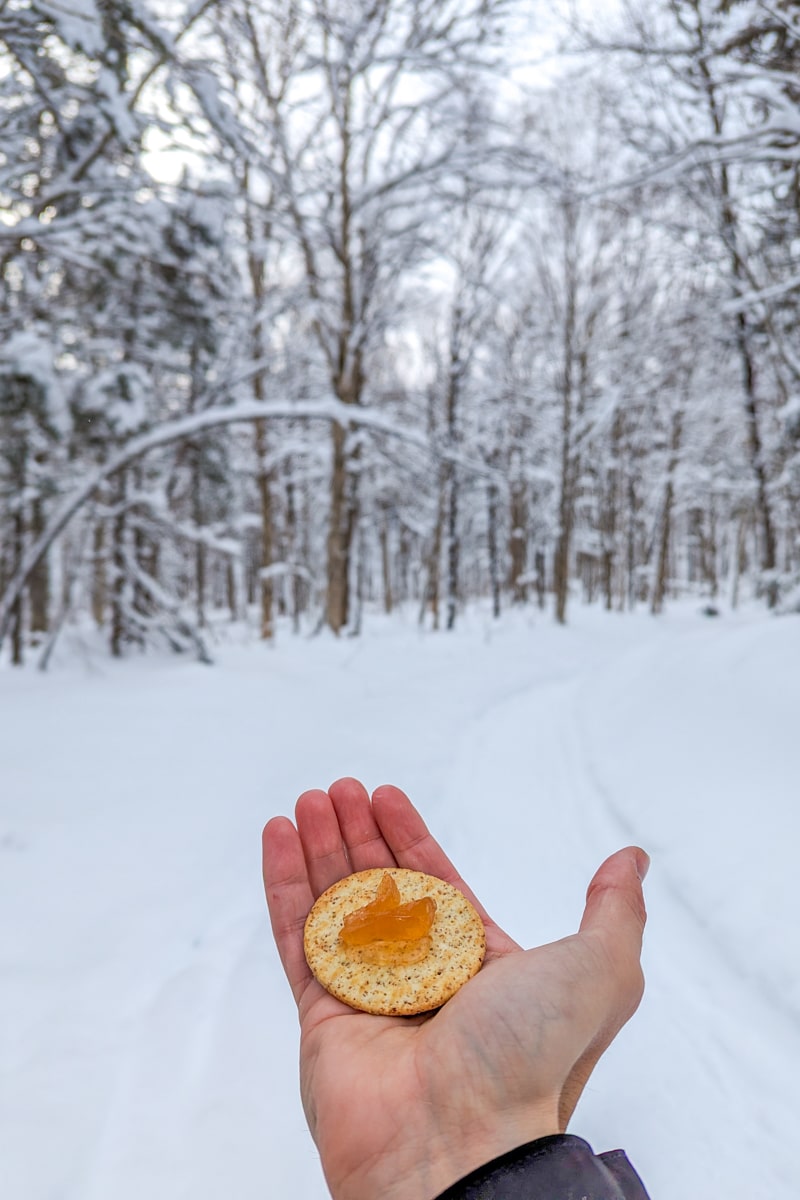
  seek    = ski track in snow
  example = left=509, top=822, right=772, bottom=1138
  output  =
left=437, top=622, right=799, bottom=1200
left=83, top=914, right=262, bottom=1200
left=2, top=606, right=798, bottom=1199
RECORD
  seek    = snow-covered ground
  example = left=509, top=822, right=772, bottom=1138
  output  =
left=2, top=603, right=798, bottom=1199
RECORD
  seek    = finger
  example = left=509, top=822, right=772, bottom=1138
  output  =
left=579, top=846, right=649, bottom=1008
left=371, top=784, right=520, bottom=954
left=370, top=784, right=479, bottom=900
left=295, top=789, right=351, bottom=896
left=328, top=776, right=397, bottom=871
left=553, top=851, right=649, bottom=1125
left=262, top=816, right=316, bottom=1007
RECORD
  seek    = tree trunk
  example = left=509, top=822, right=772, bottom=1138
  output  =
left=696, top=39, right=778, bottom=602
left=601, top=412, right=622, bottom=611
left=380, top=510, right=393, bottom=615
left=110, top=472, right=127, bottom=658
left=651, top=488, right=674, bottom=616
left=508, top=478, right=528, bottom=604
left=625, top=472, right=638, bottom=611
left=285, top=469, right=303, bottom=632
left=132, top=469, right=154, bottom=627
left=730, top=513, right=748, bottom=609
left=351, top=519, right=367, bottom=636
left=554, top=223, right=577, bottom=626
left=735, top=309, right=777, bottom=602
left=553, top=407, right=575, bottom=624
left=444, top=305, right=463, bottom=632
left=325, top=74, right=364, bottom=636
left=651, top=408, right=682, bottom=615
left=397, top=526, right=411, bottom=607
left=11, top=509, right=24, bottom=666
left=28, top=496, right=49, bottom=636
left=254, top=417, right=274, bottom=639
left=707, top=498, right=719, bottom=599
left=243, top=163, right=275, bottom=640
left=535, top=549, right=546, bottom=610
left=422, top=472, right=446, bottom=630
left=487, top=480, right=502, bottom=619
left=325, top=419, right=351, bottom=634
left=445, top=464, right=459, bottom=631
left=92, top=518, right=107, bottom=628
left=226, top=559, right=238, bottom=623
left=191, top=452, right=207, bottom=629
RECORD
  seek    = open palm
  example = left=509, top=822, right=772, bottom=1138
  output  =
left=263, top=778, right=648, bottom=1200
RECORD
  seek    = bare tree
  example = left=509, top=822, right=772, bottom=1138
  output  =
left=213, top=0, right=515, bottom=632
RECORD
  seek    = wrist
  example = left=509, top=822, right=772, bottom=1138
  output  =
left=325, top=1108, right=561, bottom=1200
left=423, top=1111, right=562, bottom=1198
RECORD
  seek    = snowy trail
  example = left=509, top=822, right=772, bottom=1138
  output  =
left=82, top=913, right=264, bottom=1200
left=2, top=606, right=798, bottom=1199
left=437, top=626, right=800, bottom=1199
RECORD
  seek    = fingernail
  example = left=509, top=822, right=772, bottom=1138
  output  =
left=635, top=849, right=651, bottom=882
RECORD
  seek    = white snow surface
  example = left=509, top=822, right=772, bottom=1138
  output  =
left=1, top=603, right=798, bottom=1199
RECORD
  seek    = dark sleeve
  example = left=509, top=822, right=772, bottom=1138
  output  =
left=433, top=1134, right=651, bottom=1200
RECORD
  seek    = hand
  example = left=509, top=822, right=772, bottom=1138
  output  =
left=263, top=778, right=649, bottom=1200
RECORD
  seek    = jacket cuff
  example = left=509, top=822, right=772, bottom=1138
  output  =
left=433, top=1133, right=651, bottom=1199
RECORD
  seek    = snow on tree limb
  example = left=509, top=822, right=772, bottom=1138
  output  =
left=0, top=395, right=496, bottom=650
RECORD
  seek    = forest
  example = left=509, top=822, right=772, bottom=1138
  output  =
left=1, top=0, right=798, bottom=666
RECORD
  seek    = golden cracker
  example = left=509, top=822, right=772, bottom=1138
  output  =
left=303, top=867, right=486, bottom=1016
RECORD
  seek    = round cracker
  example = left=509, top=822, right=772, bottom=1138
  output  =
left=303, top=867, right=486, bottom=1015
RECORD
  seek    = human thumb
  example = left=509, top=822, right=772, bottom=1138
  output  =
left=579, top=846, right=649, bottom=998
